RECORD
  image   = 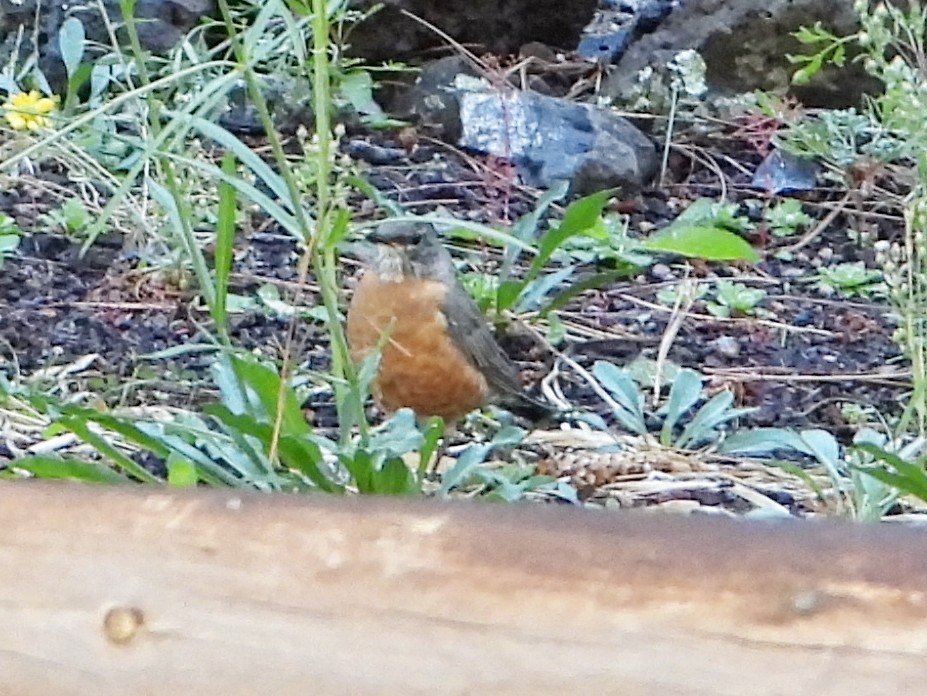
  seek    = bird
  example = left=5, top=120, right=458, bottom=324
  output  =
left=346, top=220, right=552, bottom=424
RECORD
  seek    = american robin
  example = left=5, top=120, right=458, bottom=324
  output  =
left=346, top=221, right=551, bottom=423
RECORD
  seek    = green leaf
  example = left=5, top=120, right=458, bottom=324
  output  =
left=661, top=369, right=703, bottom=446
left=134, top=422, right=239, bottom=487
left=719, top=427, right=812, bottom=456
left=63, top=419, right=155, bottom=481
left=65, top=64, right=93, bottom=110
left=205, top=403, right=340, bottom=492
left=515, top=265, right=575, bottom=313
left=541, top=268, right=635, bottom=316
left=439, top=444, right=491, bottom=495
left=502, top=180, right=569, bottom=276
left=545, top=313, right=566, bottom=345
left=491, top=425, right=527, bottom=447
left=367, top=408, right=424, bottom=458
left=173, top=112, right=309, bottom=239
left=856, top=465, right=927, bottom=503
left=418, top=416, right=445, bottom=477
left=341, top=450, right=373, bottom=492
left=832, top=44, right=846, bottom=67
left=213, top=152, right=237, bottom=339
left=59, top=17, right=86, bottom=80
left=510, top=181, right=570, bottom=242
left=591, top=361, right=646, bottom=434
left=776, top=460, right=827, bottom=499
left=201, top=405, right=275, bottom=480
left=677, top=391, right=755, bottom=449
left=224, top=354, right=312, bottom=439
left=10, top=455, right=128, bottom=483
left=799, top=429, right=842, bottom=479
left=167, top=454, right=199, bottom=487
left=347, top=175, right=404, bottom=216
left=854, top=443, right=927, bottom=502
left=641, top=198, right=757, bottom=261
left=326, top=207, right=352, bottom=247
left=673, top=198, right=748, bottom=231
left=643, top=226, right=759, bottom=261
left=529, top=189, right=612, bottom=276
left=557, top=189, right=614, bottom=235
left=496, top=279, right=523, bottom=312
left=339, top=70, right=386, bottom=120
left=791, top=61, right=820, bottom=86
left=373, top=457, right=418, bottom=494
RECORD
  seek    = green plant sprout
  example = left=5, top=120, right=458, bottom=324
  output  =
left=720, top=426, right=903, bottom=521
left=656, top=281, right=708, bottom=307
left=0, top=213, right=22, bottom=268
left=787, top=21, right=857, bottom=86
left=706, top=280, right=767, bottom=318
left=765, top=198, right=813, bottom=237
left=814, top=262, right=884, bottom=298
left=38, top=199, right=94, bottom=237
left=592, top=361, right=755, bottom=450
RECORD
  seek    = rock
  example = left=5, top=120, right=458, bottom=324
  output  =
left=578, top=0, right=675, bottom=63
left=712, top=336, right=741, bottom=359
left=398, top=56, right=657, bottom=194
left=650, top=263, right=674, bottom=281
left=604, top=0, right=880, bottom=108
left=218, top=77, right=315, bottom=135
left=751, top=149, right=819, bottom=194
left=345, top=0, right=597, bottom=61
left=0, top=0, right=213, bottom=94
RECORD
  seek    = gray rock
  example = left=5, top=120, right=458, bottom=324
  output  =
left=650, top=263, right=674, bottom=281
left=218, top=77, right=315, bottom=135
left=604, top=0, right=880, bottom=108
left=712, top=336, right=740, bottom=359
left=401, top=57, right=657, bottom=194
left=579, top=0, right=675, bottom=63
left=346, top=0, right=597, bottom=61
left=751, top=149, right=819, bottom=194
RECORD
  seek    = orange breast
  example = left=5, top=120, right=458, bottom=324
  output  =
left=345, top=271, right=490, bottom=422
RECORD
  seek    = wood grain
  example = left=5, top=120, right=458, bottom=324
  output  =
left=1, top=481, right=925, bottom=695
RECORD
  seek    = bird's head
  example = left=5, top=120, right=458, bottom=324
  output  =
left=366, top=221, right=456, bottom=283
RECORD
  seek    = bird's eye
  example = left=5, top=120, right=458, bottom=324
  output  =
left=407, top=231, right=423, bottom=245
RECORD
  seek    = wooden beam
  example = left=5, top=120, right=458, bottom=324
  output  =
left=0, top=482, right=925, bottom=695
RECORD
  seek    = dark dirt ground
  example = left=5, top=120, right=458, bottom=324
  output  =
left=0, top=113, right=912, bottom=517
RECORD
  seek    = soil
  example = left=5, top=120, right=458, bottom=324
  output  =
left=0, top=92, right=912, bottom=519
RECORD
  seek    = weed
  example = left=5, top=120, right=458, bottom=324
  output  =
left=643, top=198, right=758, bottom=261
left=0, top=213, right=22, bottom=267
left=814, top=261, right=884, bottom=298
left=0, top=0, right=763, bottom=505
left=706, top=280, right=767, bottom=318
left=854, top=440, right=927, bottom=510
left=764, top=198, right=813, bottom=238
left=787, top=21, right=857, bottom=86
left=777, top=1, right=927, bottom=449
left=721, top=425, right=919, bottom=521
left=38, top=199, right=94, bottom=237
left=656, top=282, right=708, bottom=307
left=465, top=189, right=758, bottom=323
left=592, top=361, right=755, bottom=450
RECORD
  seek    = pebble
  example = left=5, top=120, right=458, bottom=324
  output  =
left=713, top=336, right=740, bottom=358
left=650, top=263, right=673, bottom=280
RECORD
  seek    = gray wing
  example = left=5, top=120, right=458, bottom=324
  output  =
left=441, top=280, right=552, bottom=420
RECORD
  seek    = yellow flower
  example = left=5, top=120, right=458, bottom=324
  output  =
left=3, top=90, right=58, bottom=131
